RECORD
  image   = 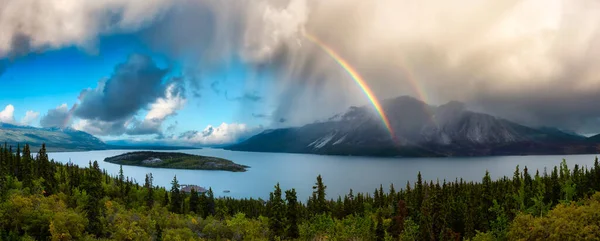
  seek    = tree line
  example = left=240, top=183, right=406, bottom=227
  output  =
left=1, top=143, right=600, bottom=240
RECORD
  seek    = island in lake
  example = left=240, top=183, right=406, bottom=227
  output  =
left=104, top=151, right=249, bottom=172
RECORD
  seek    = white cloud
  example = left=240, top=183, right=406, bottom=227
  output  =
left=179, top=123, right=261, bottom=145
left=127, top=82, right=187, bottom=135
left=0, top=0, right=176, bottom=57
left=146, top=84, right=187, bottom=121
left=0, top=105, right=15, bottom=124
left=20, top=110, right=40, bottom=126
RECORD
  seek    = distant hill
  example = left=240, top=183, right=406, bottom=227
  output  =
left=105, top=140, right=200, bottom=150
left=0, top=123, right=107, bottom=152
left=227, top=96, right=599, bottom=157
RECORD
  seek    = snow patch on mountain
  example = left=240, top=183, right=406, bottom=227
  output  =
left=333, top=134, right=347, bottom=145
left=308, top=133, right=336, bottom=149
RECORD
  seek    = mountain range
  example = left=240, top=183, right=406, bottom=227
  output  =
left=227, top=96, right=600, bottom=157
left=0, top=123, right=107, bottom=152
left=2, top=96, right=600, bottom=156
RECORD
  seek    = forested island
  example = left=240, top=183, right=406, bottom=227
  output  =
left=104, top=151, right=248, bottom=172
left=2, top=144, right=600, bottom=240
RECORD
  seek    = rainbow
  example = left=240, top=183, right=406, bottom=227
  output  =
left=304, top=32, right=395, bottom=138
left=396, top=58, right=428, bottom=104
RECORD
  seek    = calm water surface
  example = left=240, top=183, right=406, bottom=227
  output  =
left=48, top=149, right=599, bottom=200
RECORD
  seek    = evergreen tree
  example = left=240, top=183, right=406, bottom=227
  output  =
left=20, top=144, right=32, bottom=189
left=198, top=192, right=208, bottom=218
left=144, top=173, right=154, bottom=208
left=14, top=145, right=21, bottom=179
left=312, top=175, right=328, bottom=215
left=206, top=188, right=216, bottom=216
left=169, top=175, right=182, bottom=213
left=189, top=188, right=199, bottom=214
left=268, top=183, right=286, bottom=239
left=285, top=188, right=300, bottom=239
left=415, top=172, right=424, bottom=215
left=118, top=165, right=125, bottom=197
left=37, top=144, right=56, bottom=194
left=163, top=191, right=169, bottom=207
left=84, top=161, right=104, bottom=237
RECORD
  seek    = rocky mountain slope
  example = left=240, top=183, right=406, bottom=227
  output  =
left=227, top=96, right=598, bottom=157
left=0, top=123, right=107, bottom=152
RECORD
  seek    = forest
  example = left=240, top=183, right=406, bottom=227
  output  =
left=1, top=144, right=600, bottom=240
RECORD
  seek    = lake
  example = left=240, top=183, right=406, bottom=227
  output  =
left=48, top=149, right=600, bottom=201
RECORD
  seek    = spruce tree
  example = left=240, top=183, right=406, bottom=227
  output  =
left=198, top=192, right=207, bottom=217
left=285, top=188, right=300, bottom=239
left=268, top=183, right=286, bottom=238
left=206, top=188, right=215, bottom=216
left=21, top=144, right=32, bottom=189
left=118, top=165, right=125, bottom=197
left=37, top=144, right=56, bottom=194
left=84, top=161, right=104, bottom=237
left=144, top=173, right=154, bottom=208
left=189, top=188, right=199, bottom=214
left=169, top=175, right=182, bottom=213
left=163, top=191, right=169, bottom=207
left=312, top=175, right=328, bottom=214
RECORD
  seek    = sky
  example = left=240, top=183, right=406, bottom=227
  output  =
left=1, top=0, right=600, bottom=145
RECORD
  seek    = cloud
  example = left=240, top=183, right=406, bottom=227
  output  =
left=178, top=123, right=261, bottom=145
left=0, top=0, right=176, bottom=58
left=20, top=111, right=40, bottom=126
left=75, top=54, right=169, bottom=122
left=73, top=79, right=186, bottom=137
left=39, top=104, right=74, bottom=128
left=127, top=81, right=187, bottom=135
left=0, top=105, right=15, bottom=124
left=72, top=118, right=130, bottom=136
left=135, top=0, right=600, bottom=133
left=65, top=54, right=186, bottom=136
left=4, top=0, right=600, bottom=133
left=178, top=130, right=199, bottom=139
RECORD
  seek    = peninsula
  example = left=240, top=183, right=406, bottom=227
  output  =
left=104, top=151, right=248, bottom=172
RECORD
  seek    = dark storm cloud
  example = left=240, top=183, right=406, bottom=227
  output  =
left=40, top=104, right=74, bottom=128
left=9, top=33, right=33, bottom=60
left=74, top=54, right=169, bottom=122
left=71, top=55, right=186, bottom=136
